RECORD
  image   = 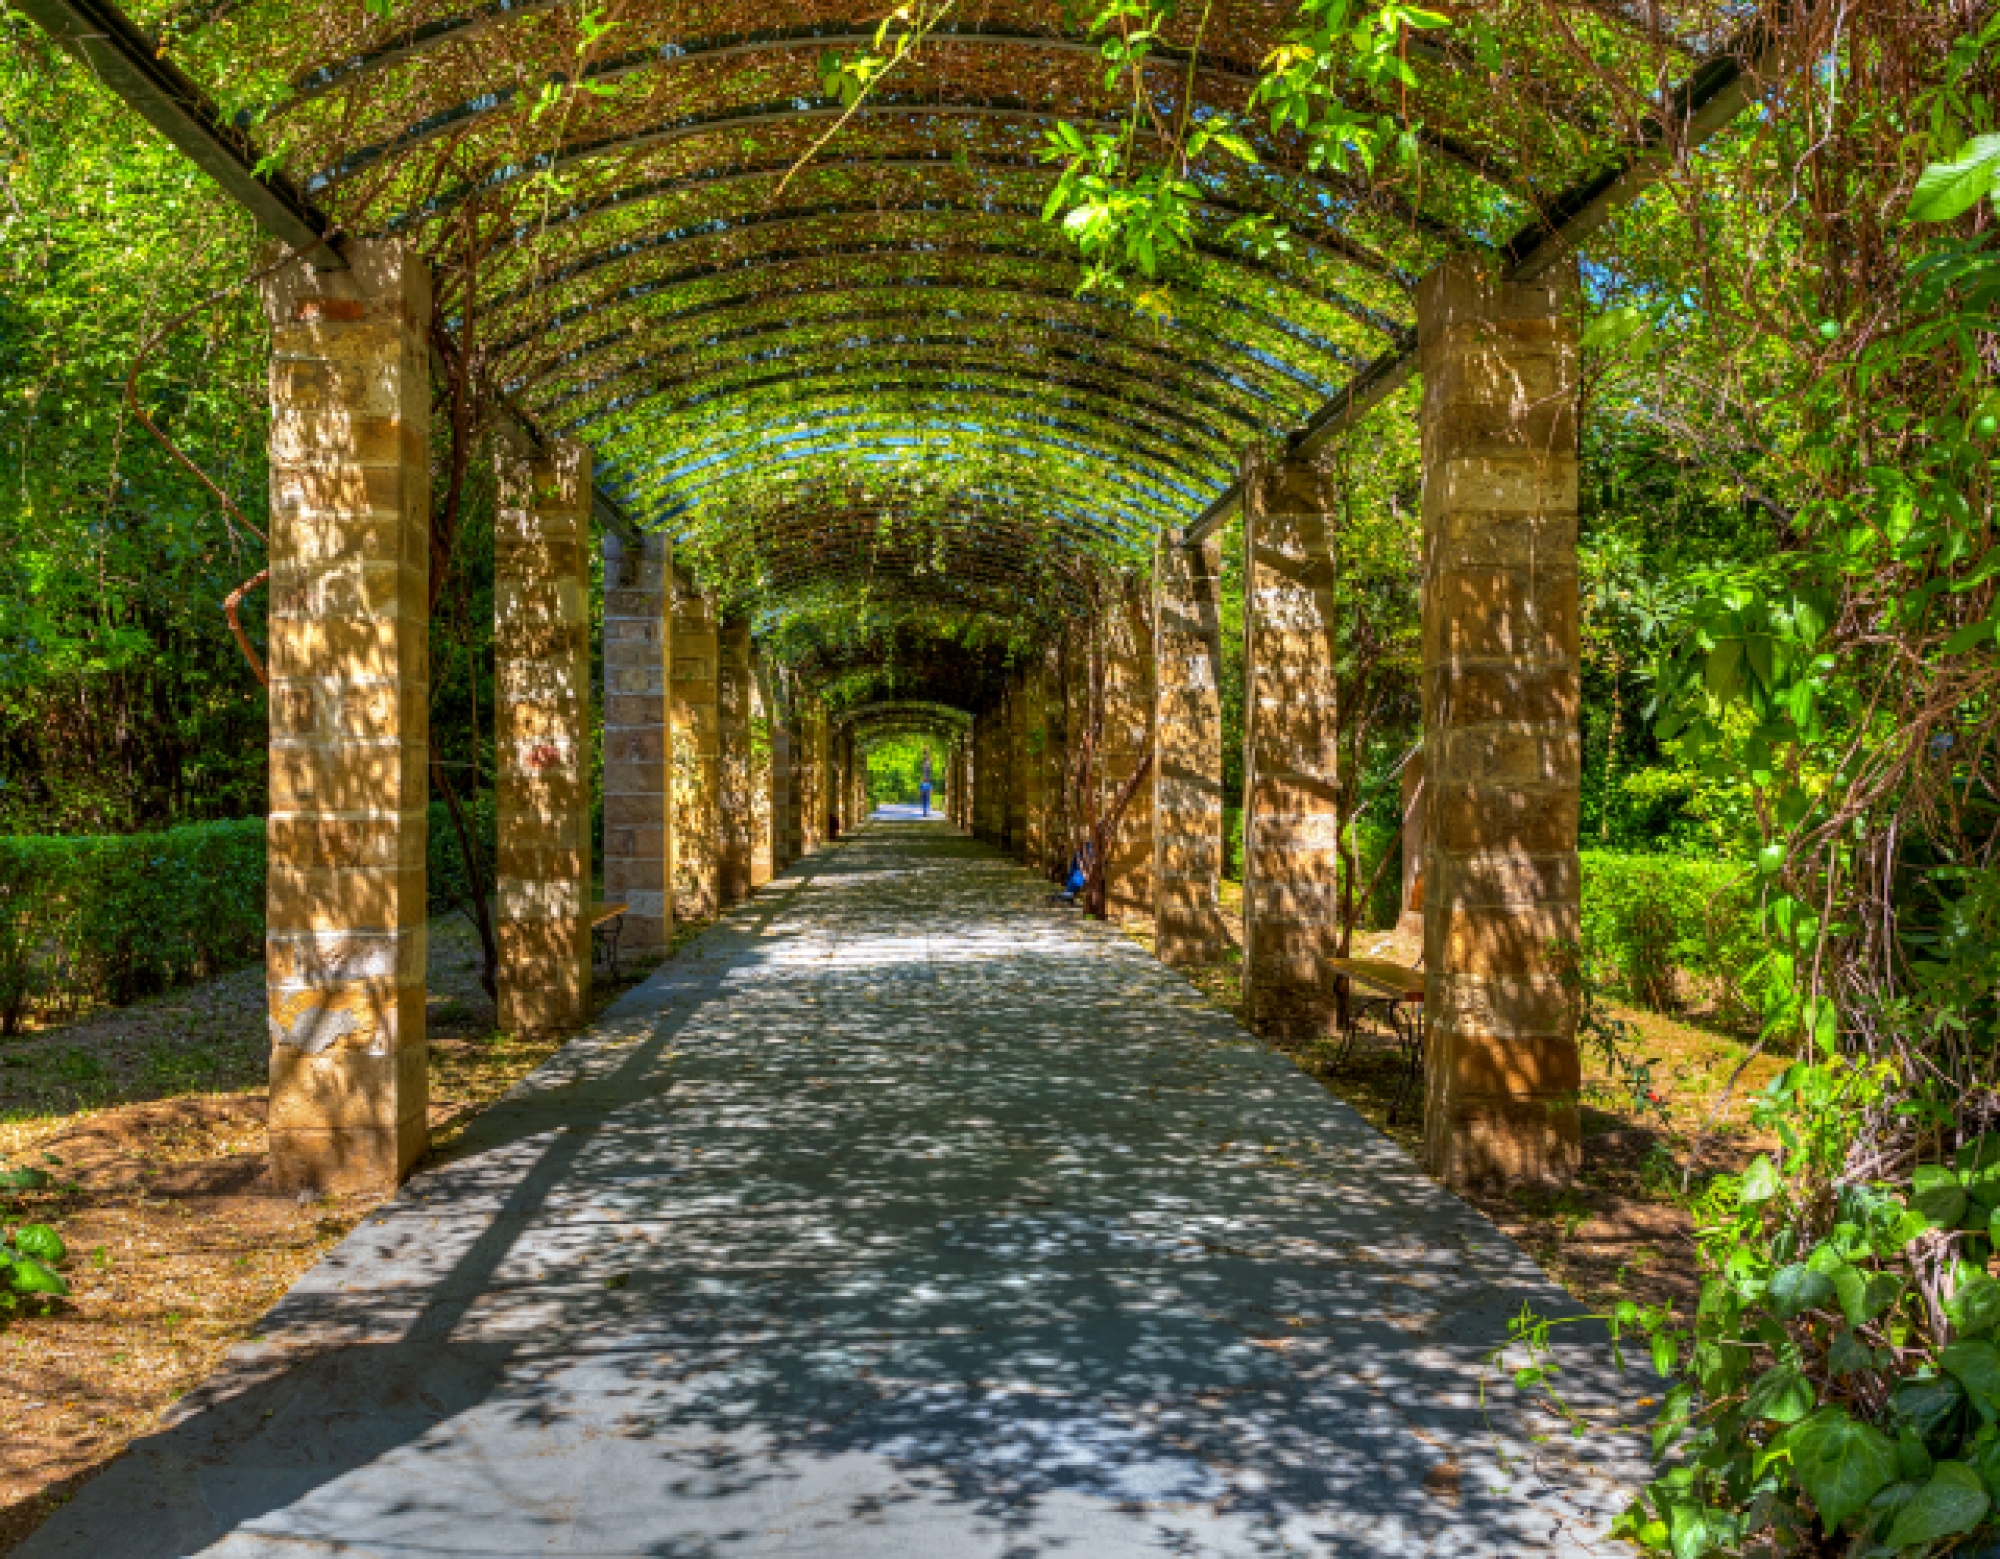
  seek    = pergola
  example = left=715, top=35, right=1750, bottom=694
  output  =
left=18, top=0, right=1778, bottom=1192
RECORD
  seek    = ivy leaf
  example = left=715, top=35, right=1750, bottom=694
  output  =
left=1766, top=1263, right=1836, bottom=1319
left=7, top=1258, right=67, bottom=1296
left=1744, top=1362, right=1816, bottom=1424
left=1950, top=1272, right=2000, bottom=1337
left=1739, top=1154, right=1781, bottom=1204
left=1786, top=1407, right=1898, bottom=1534
left=11, top=1225, right=64, bottom=1263
left=1942, top=1340, right=2000, bottom=1423
left=1908, top=134, right=2000, bottom=223
left=1913, top=1162, right=1969, bottom=1227
left=1886, top=1461, right=1991, bottom=1546
left=1892, top=1374, right=1967, bottom=1444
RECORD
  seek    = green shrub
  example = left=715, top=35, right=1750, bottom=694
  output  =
left=1579, top=851, right=1760, bottom=1020
left=0, top=819, right=265, bottom=1018
left=427, top=795, right=495, bottom=924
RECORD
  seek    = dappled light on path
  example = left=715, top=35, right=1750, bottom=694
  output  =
left=22, top=823, right=1644, bottom=1558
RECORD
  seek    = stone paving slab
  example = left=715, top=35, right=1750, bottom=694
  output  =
left=23, top=818, right=1648, bottom=1558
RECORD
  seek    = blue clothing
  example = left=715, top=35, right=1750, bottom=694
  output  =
left=919, top=781, right=933, bottom=815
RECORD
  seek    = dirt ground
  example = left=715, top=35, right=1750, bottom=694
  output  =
left=1118, top=879, right=1784, bottom=1321
left=0, top=914, right=676, bottom=1553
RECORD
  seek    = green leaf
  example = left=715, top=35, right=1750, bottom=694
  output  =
left=1786, top=1407, right=1898, bottom=1534
left=1887, top=1460, right=1991, bottom=1546
left=1943, top=614, right=1997, bottom=654
left=1951, top=1272, right=2000, bottom=1337
left=1828, top=1328, right=1873, bottom=1377
left=1914, top=1163, right=1969, bottom=1227
left=0, top=1169, right=52, bottom=1191
left=1943, top=1340, right=2000, bottom=1422
left=7, top=1258, right=67, bottom=1296
left=1766, top=1263, right=1836, bottom=1319
left=1893, top=1374, right=1967, bottom=1444
left=1744, top=1362, right=1816, bottom=1424
left=12, top=1225, right=65, bottom=1264
left=1739, top=1154, right=1781, bottom=1204
left=1908, top=134, right=2000, bottom=223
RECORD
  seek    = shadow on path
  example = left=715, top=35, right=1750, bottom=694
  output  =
left=20, top=824, right=1647, bottom=1558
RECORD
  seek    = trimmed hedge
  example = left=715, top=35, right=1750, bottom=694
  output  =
left=0, top=819, right=266, bottom=1027
left=1579, top=849, right=1760, bottom=1020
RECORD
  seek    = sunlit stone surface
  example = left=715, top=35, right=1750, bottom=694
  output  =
left=26, top=817, right=1641, bottom=1558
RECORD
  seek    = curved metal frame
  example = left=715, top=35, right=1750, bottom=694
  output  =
left=494, top=240, right=1368, bottom=378
left=507, top=279, right=1347, bottom=401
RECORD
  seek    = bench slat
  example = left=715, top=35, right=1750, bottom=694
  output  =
left=1324, top=957, right=1424, bottom=1000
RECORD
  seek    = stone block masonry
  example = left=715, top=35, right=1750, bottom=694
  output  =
left=494, top=432, right=593, bottom=1037
left=1417, top=255, right=1583, bottom=1190
left=1153, top=536, right=1227, bottom=965
left=260, top=241, right=431, bottom=1194
left=1240, top=459, right=1345, bottom=1041
left=1101, top=580, right=1156, bottom=921
left=602, top=531, right=673, bottom=958
left=672, top=588, right=720, bottom=919
left=717, top=620, right=753, bottom=905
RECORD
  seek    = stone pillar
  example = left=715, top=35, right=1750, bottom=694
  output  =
left=1007, top=676, right=1030, bottom=858
left=494, top=432, right=592, bottom=1036
left=716, top=619, right=753, bottom=907
left=261, top=243, right=431, bottom=1193
left=1102, top=582, right=1156, bottom=920
left=798, top=701, right=822, bottom=853
left=751, top=654, right=775, bottom=887
left=770, top=709, right=794, bottom=873
left=1154, top=535, right=1227, bottom=965
left=1024, top=676, right=1047, bottom=867
left=671, top=587, right=719, bottom=919
left=1241, top=458, right=1345, bottom=1040
left=1417, top=256, right=1583, bottom=1188
left=816, top=708, right=835, bottom=842
left=1398, top=749, right=1425, bottom=938
left=1036, top=647, right=1068, bottom=879
left=602, top=532, right=672, bottom=959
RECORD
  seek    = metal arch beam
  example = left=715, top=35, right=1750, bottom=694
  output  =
left=639, top=430, right=1203, bottom=529
left=480, top=197, right=1405, bottom=317
left=1181, top=8, right=1798, bottom=546
left=468, top=150, right=1457, bottom=253
left=839, top=700, right=974, bottom=731
left=494, top=240, right=1366, bottom=377
left=564, top=361, right=1248, bottom=477
left=726, top=503, right=1102, bottom=559
left=668, top=494, right=1134, bottom=556
left=323, top=68, right=1514, bottom=209
left=672, top=493, right=1136, bottom=571
left=598, top=393, right=1234, bottom=517
left=625, top=412, right=1203, bottom=527
left=522, top=304, right=1309, bottom=414
left=725, top=511, right=1104, bottom=585
left=565, top=349, right=1264, bottom=451
left=380, top=95, right=1513, bottom=236
left=652, top=412, right=1230, bottom=518
left=481, top=201, right=1410, bottom=347
left=284, top=18, right=1262, bottom=113
left=752, top=559, right=1073, bottom=620
left=514, top=281, right=1345, bottom=403
left=651, top=442, right=1182, bottom=542
left=540, top=323, right=1282, bottom=436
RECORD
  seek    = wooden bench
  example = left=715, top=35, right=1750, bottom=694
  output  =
left=1325, top=957, right=1426, bottom=1123
left=589, top=902, right=629, bottom=980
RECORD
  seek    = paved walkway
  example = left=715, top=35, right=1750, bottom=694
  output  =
left=27, top=819, right=1644, bottom=1558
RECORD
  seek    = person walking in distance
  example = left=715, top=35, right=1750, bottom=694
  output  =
left=919, top=750, right=934, bottom=816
